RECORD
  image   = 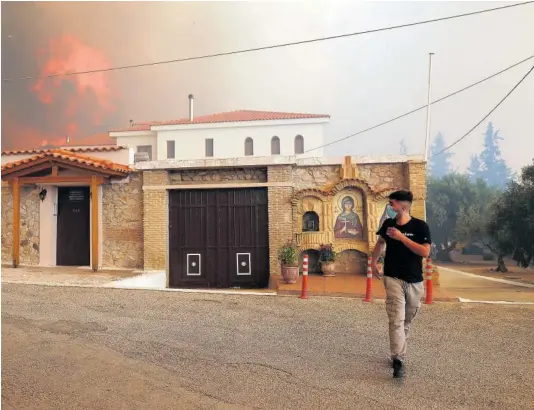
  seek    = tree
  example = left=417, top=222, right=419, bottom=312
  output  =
left=487, top=161, right=534, bottom=269
left=426, top=174, right=490, bottom=261
left=456, top=185, right=506, bottom=271
left=466, top=155, right=482, bottom=181
left=476, top=122, right=512, bottom=189
left=399, top=138, right=408, bottom=155
left=428, top=132, right=453, bottom=178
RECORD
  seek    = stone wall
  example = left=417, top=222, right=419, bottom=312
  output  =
left=335, top=249, right=367, bottom=275
left=1, top=185, right=40, bottom=265
left=292, top=163, right=408, bottom=192
left=136, top=159, right=426, bottom=282
left=102, top=173, right=144, bottom=269
left=169, top=168, right=267, bottom=184
left=359, top=163, right=406, bottom=192
left=292, top=165, right=340, bottom=190
left=290, top=160, right=426, bottom=274
left=1, top=186, right=13, bottom=263
left=404, top=161, right=427, bottom=219
left=143, top=170, right=169, bottom=271
left=267, top=165, right=294, bottom=276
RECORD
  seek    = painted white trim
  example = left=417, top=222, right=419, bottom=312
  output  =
left=186, top=253, right=201, bottom=276
left=458, top=297, right=534, bottom=305
left=98, top=185, right=103, bottom=269
left=135, top=155, right=424, bottom=170
left=89, top=186, right=94, bottom=268
left=236, top=253, right=252, bottom=276
left=439, top=267, right=534, bottom=289
left=39, top=185, right=58, bottom=267
left=143, top=182, right=292, bottom=191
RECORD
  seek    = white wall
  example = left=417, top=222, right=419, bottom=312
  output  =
left=154, top=122, right=325, bottom=160
left=113, top=134, right=157, bottom=160
left=39, top=185, right=58, bottom=266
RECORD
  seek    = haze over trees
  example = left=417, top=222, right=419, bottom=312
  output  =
left=426, top=123, right=531, bottom=271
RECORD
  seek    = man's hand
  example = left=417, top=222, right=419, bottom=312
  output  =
left=386, top=227, right=404, bottom=241
left=371, top=261, right=382, bottom=280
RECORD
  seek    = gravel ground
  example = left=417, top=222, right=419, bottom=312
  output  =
left=2, top=284, right=534, bottom=410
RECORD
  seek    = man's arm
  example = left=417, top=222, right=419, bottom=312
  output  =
left=370, top=237, right=385, bottom=278
left=399, top=235, right=431, bottom=257
left=371, top=237, right=385, bottom=264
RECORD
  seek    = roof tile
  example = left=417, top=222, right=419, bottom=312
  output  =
left=2, top=146, right=124, bottom=156
left=1, top=149, right=130, bottom=174
left=110, top=110, right=330, bottom=132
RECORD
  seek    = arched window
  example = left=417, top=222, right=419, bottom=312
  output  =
left=302, top=211, right=319, bottom=232
left=294, top=135, right=304, bottom=154
left=244, top=137, right=254, bottom=156
left=271, top=136, right=280, bottom=155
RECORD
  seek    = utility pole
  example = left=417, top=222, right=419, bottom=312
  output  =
left=424, top=52, right=434, bottom=162
left=424, top=53, right=434, bottom=221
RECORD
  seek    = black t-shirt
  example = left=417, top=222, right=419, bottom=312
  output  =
left=377, top=217, right=431, bottom=283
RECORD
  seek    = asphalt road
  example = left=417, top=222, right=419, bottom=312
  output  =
left=2, top=284, right=534, bottom=410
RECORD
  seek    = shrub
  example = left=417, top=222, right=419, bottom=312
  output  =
left=318, top=243, right=337, bottom=263
left=278, top=242, right=298, bottom=266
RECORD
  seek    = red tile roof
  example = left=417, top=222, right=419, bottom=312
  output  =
left=2, top=146, right=124, bottom=156
left=2, top=133, right=121, bottom=155
left=63, top=132, right=117, bottom=146
left=110, top=110, right=330, bottom=132
left=1, top=149, right=130, bottom=175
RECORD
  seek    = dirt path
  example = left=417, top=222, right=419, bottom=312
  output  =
left=437, top=262, right=534, bottom=285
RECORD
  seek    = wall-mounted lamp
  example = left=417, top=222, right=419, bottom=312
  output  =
left=38, top=188, right=47, bottom=202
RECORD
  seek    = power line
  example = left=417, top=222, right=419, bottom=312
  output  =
left=3, top=1, right=532, bottom=82
left=303, top=54, right=534, bottom=154
left=429, top=64, right=534, bottom=158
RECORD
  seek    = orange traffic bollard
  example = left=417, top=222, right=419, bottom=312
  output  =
left=364, top=255, right=373, bottom=302
left=425, top=257, right=433, bottom=304
left=300, top=254, right=309, bottom=299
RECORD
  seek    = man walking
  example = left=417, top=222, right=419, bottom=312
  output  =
left=371, top=190, right=431, bottom=378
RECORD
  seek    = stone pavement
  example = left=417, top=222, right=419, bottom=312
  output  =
left=1, top=265, right=138, bottom=287
left=3, top=283, right=534, bottom=409
left=4, top=264, right=534, bottom=304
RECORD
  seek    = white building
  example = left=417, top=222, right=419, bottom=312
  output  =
left=109, top=96, right=330, bottom=161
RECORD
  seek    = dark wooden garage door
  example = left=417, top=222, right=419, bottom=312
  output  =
left=169, top=188, right=269, bottom=288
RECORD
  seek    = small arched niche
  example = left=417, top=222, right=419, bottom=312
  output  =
left=300, top=249, right=321, bottom=274
left=296, top=195, right=324, bottom=232
left=302, top=211, right=319, bottom=232
left=335, top=249, right=368, bottom=275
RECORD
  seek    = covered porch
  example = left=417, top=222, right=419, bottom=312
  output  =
left=1, top=149, right=131, bottom=271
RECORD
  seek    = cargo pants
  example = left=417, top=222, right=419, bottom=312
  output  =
left=384, top=276, right=425, bottom=362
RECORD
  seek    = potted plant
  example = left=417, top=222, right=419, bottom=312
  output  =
left=278, top=242, right=299, bottom=284
left=319, top=244, right=337, bottom=277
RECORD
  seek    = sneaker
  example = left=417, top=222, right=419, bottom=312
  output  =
left=392, top=358, right=405, bottom=378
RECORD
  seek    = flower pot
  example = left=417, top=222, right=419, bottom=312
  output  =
left=281, top=265, right=299, bottom=284
left=321, top=262, right=336, bottom=277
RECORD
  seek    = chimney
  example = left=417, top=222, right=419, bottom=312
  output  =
left=129, top=119, right=134, bottom=128
left=188, top=94, right=194, bottom=121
